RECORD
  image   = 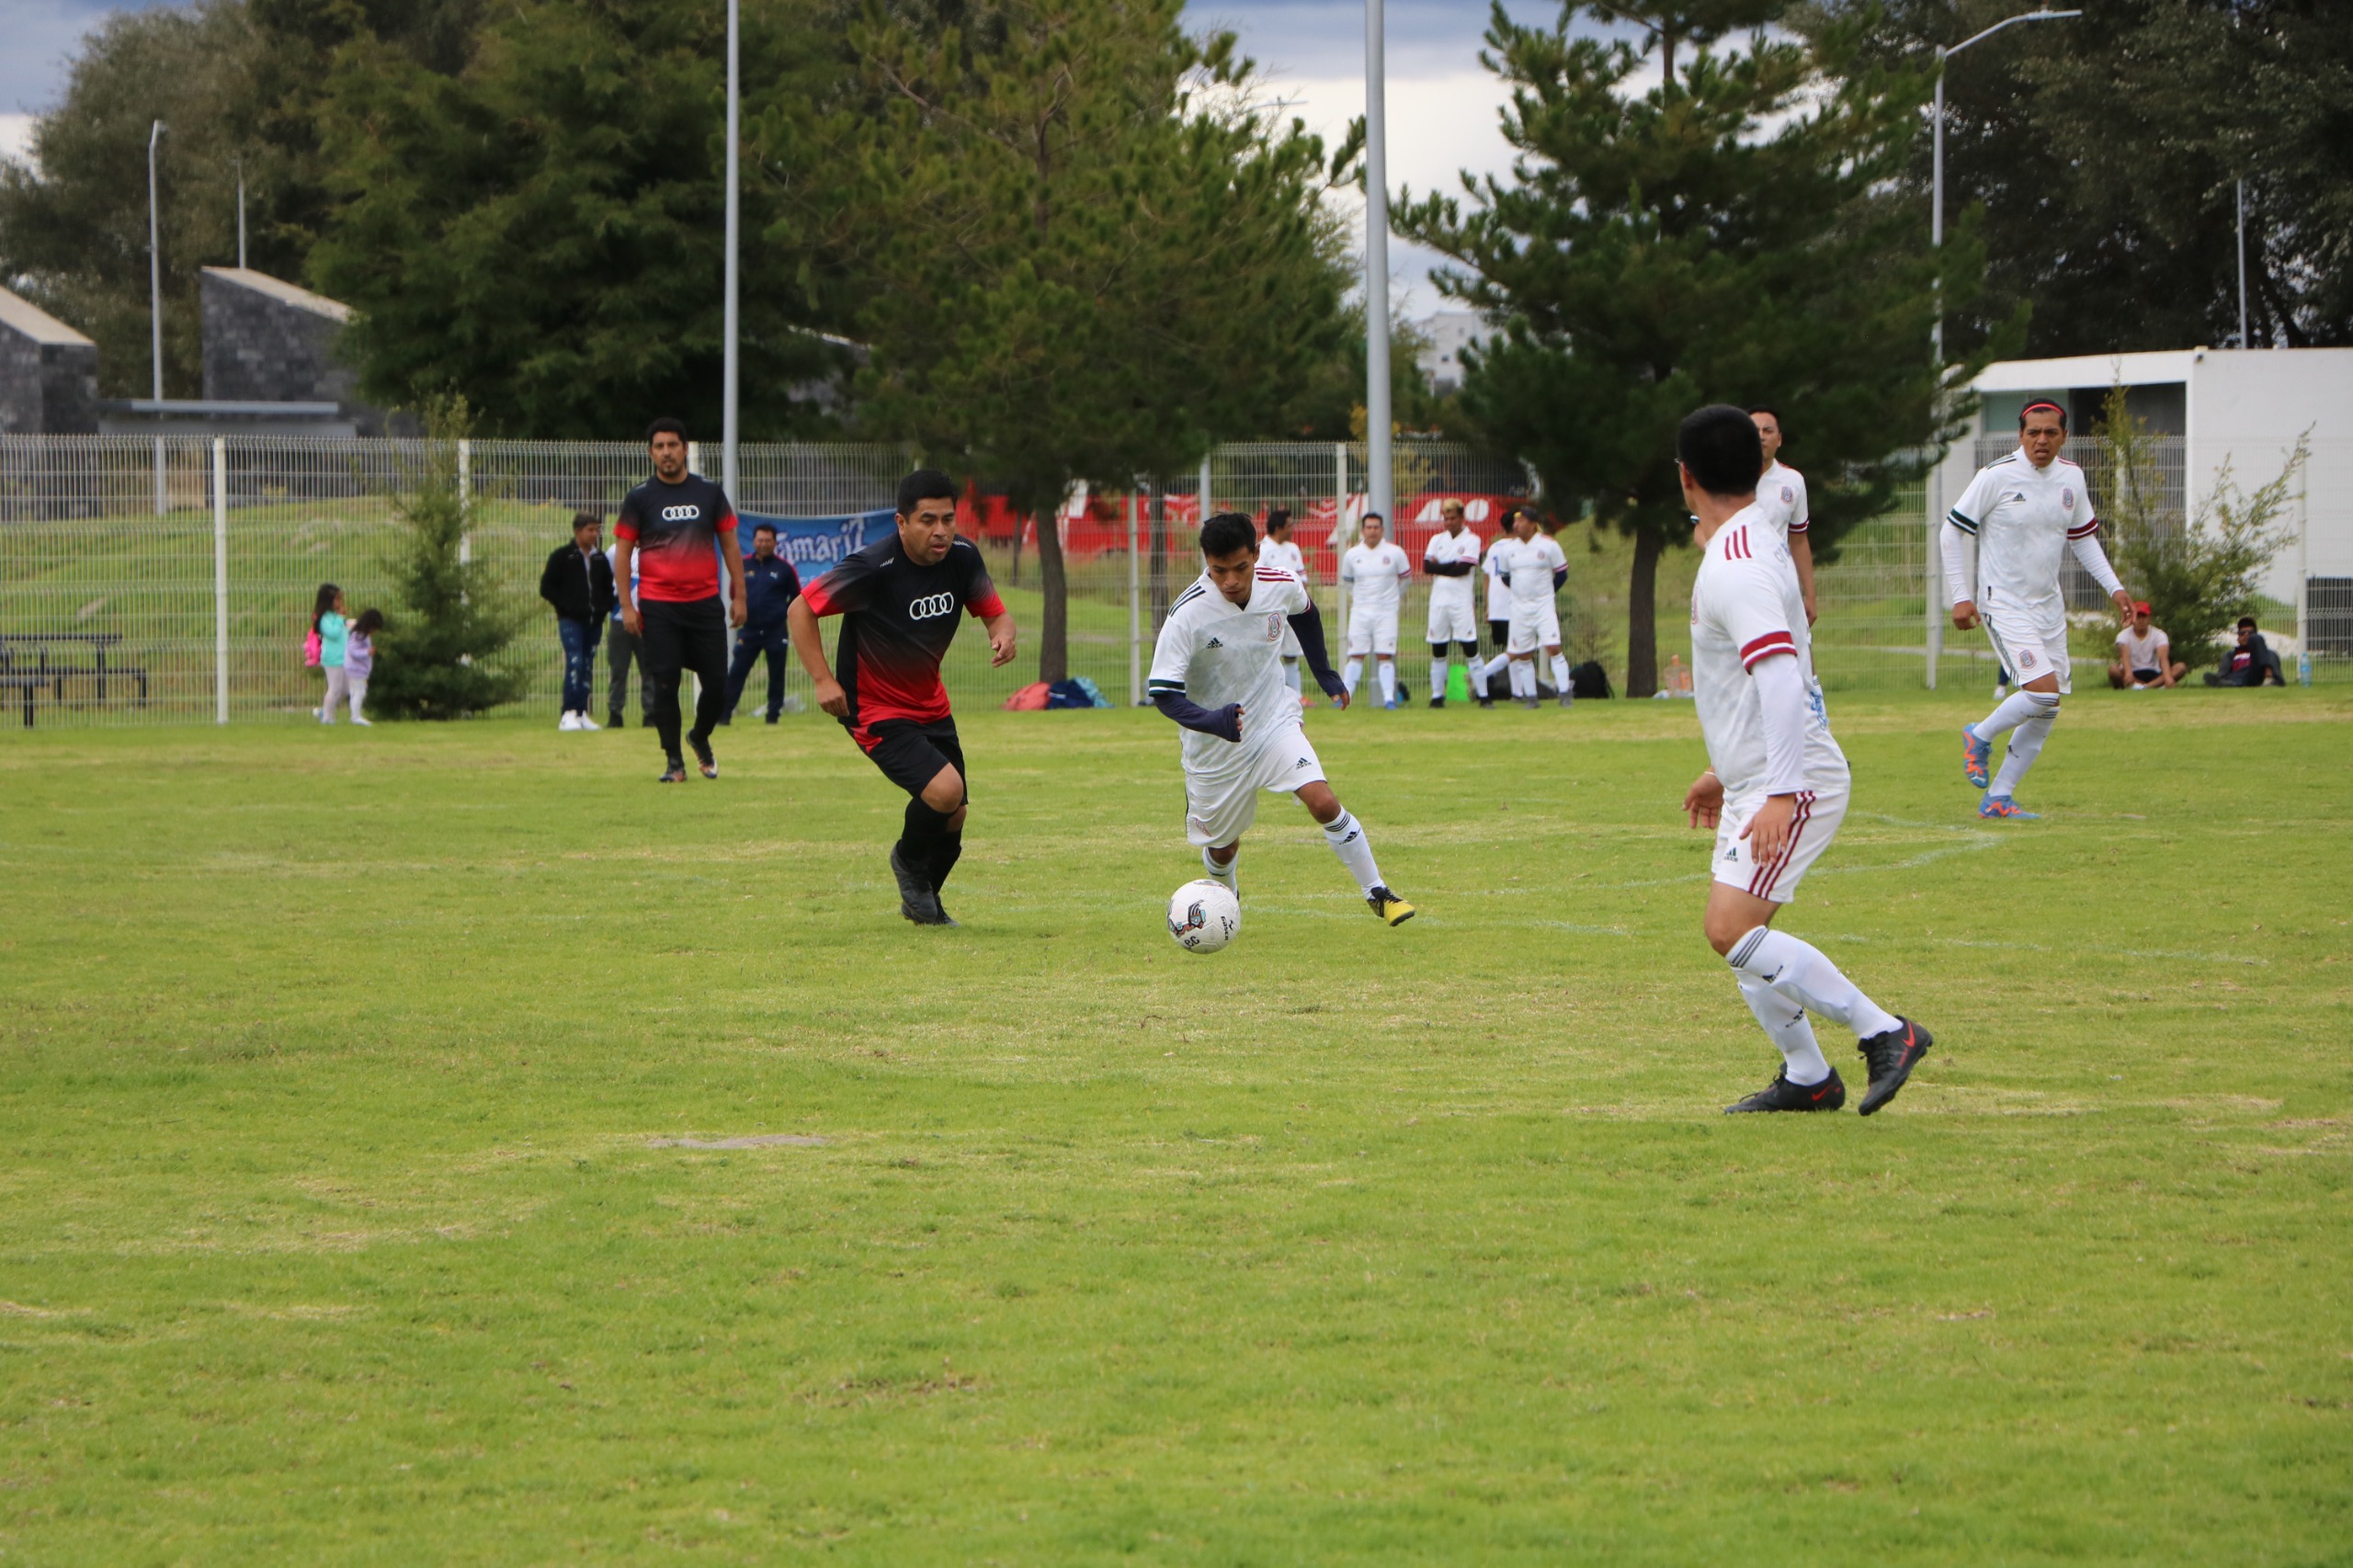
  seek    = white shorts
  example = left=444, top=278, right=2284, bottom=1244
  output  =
left=1713, top=786, right=1849, bottom=905
left=1184, top=721, right=1326, bottom=847
left=1506, top=598, right=1561, bottom=655
left=1426, top=595, right=1478, bottom=645
left=1979, top=605, right=2072, bottom=695
left=1347, top=606, right=1399, bottom=657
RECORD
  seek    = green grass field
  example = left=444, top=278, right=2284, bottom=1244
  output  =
left=3, top=687, right=2348, bottom=1563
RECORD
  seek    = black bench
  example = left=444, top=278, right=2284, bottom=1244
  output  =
left=0, top=633, right=151, bottom=728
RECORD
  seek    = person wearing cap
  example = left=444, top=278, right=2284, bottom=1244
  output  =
left=1943, top=400, right=2137, bottom=820
left=2109, top=602, right=2187, bottom=689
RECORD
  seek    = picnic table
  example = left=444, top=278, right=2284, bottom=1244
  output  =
left=0, top=632, right=150, bottom=728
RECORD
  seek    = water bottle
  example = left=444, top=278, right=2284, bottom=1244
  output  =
left=2298, top=650, right=2312, bottom=687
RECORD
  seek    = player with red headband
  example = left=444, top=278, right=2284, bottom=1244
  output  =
left=1943, top=401, right=2136, bottom=819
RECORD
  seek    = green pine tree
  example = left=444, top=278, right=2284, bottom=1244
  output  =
left=1397, top=1, right=2013, bottom=694
left=366, top=398, right=529, bottom=720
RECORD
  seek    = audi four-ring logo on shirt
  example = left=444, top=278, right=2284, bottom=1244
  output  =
left=659, top=504, right=701, bottom=521
left=908, top=593, right=956, bottom=619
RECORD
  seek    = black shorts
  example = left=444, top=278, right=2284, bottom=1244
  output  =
left=2131, top=667, right=2161, bottom=684
left=857, top=717, right=966, bottom=801
left=1488, top=619, right=1511, bottom=653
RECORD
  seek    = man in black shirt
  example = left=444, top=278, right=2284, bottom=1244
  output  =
left=612, top=417, right=747, bottom=781
left=790, top=469, right=1016, bottom=926
left=724, top=522, right=803, bottom=723
left=538, top=512, right=618, bottom=731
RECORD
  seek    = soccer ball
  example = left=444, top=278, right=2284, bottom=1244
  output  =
left=1165, top=879, right=1241, bottom=954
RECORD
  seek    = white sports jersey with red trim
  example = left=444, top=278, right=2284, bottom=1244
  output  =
left=1753, top=460, right=1811, bottom=543
left=1948, top=449, right=2098, bottom=613
left=1258, top=537, right=1308, bottom=584
left=1690, top=505, right=1847, bottom=798
left=1149, top=566, right=1311, bottom=775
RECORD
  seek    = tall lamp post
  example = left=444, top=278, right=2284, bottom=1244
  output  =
left=1361, top=0, right=1393, bottom=540
left=148, top=119, right=166, bottom=517
left=722, top=0, right=740, bottom=502
left=1926, top=7, right=2078, bottom=688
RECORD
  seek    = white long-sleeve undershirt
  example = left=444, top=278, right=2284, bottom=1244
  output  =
left=2069, top=529, right=2124, bottom=597
left=1750, top=652, right=1810, bottom=797
left=1940, top=519, right=1975, bottom=608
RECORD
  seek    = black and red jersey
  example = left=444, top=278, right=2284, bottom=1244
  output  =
left=615, top=474, right=737, bottom=604
left=801, top=531, right=1004, bottom=744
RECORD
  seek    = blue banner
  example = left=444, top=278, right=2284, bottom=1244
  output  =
left=740, top=509, right=893, bottom=575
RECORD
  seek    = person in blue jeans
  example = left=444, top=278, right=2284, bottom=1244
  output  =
left=724, top=522, right=803, bottom=723
left=539, top=512, right=619, bottom=731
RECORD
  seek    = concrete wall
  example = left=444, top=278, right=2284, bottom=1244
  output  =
left=199, top=267, right=392, bottom=437
left=0, top=288, right=100, bottom=435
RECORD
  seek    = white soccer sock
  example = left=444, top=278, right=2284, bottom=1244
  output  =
left=1973, top=687, right=2052, bottom=742
left=1344, top=657, right=1364, bottom=698
left=1550, top=653, right=1573, bottom=697
left=1281, top=657, right=1302, bottom=695
left=1429, top=656, right=1449, bottom=699
left=1727, top=926, right=1901, bottom=1041
left=1201, top=846, right=1236, bottom=893
left=1509, top=660, right=1536, bottom=699
left=1736, top=974, right=1832, bottom=1086
left=1321, top=808, right=1384, bottom=894
left=1992, top=708, right=2057, bottom=798
left=1377, top=663, right=1397, bottom=706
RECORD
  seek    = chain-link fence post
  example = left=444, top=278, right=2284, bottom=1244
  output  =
left=1925, top=468, right=1943, bottom=689
left=1128, top=490, right=1142, bottom=708
left=212, top=437, right=229, bottom=724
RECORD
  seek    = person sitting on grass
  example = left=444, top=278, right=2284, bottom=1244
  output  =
left=2204, top=617, right=2286, bottom=687
left=2109, top=602, right=2188, bottom=689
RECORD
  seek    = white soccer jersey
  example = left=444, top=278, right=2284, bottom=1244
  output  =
left=1340, top=541, right=1410, bottom=613
left=1483, top=538, right=1512, bottom=619
left=1505, top=533, right=1567, bottom=604
left=1148, top=566, right=1310, bottom=774
left=1259, top=536, right=1309, bottom=584
left=1753, top=460, right=1812, bottom=545
left=1422, top=527, right=1482, bottom=608
left=1948, top=449, right=2098, bottom=612
left=1689, top=506, right=1847, bottom=799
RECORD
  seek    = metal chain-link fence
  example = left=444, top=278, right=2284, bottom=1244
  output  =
left=2, top=433, right=2338, bottom=730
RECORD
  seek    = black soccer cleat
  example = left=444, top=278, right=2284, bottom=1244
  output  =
left=1725, top=1066, right=1847, bottom=1114
left=890, top=847, right=956, bottom=926
left=1856, top=1017, right=1932, bottom=1116
left=689, top=736, right=719, bottom=778
left=1427, top=696, right=1445, bottom=709
left=658, top=759, right=688, bottom=784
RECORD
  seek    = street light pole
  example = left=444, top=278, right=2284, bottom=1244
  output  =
left=233, top=154, right=246, bottom=270
left=722, top=0, right=740, bottom=501
left=148, top=119, right=166, bottom=517
left=1931, top=8, right=2080, bottom=367
left=1361, top=0, right=1393, bottom=537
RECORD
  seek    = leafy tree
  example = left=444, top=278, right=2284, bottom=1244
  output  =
left=771, top=0, right=1354, bottom=681
left=0, top=0, right=486, bottom=398
left=2095, top=384, right=2306, bottom=667
left=311, top=0, right=847, bottom=438
left=1398, top=1, right=2005, bottom=694
left=367, top=398, right=531, bottom=719
left=1811, top=0, right=2353, bottom=355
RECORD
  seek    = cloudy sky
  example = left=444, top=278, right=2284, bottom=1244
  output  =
left=3, top=0, right=1566, bottom=318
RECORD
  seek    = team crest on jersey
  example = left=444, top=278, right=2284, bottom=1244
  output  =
left=2062, top=487, right=2075, bottom=509
left=1779, top=485, right=1794, bottom=505
left=1266, top=613, right=1283, bottom=641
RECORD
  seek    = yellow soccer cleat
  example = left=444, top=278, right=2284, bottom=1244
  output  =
left=1368, top=886, right=1416, bottom=926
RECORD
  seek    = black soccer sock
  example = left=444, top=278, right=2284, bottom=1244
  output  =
left=898, top=797, right=955, bottom=882
left=929, top=828, right=964, bottom=892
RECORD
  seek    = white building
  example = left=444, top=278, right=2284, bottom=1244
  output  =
left=1415, top=311, right=1487, bottom=398
left=1933, top=348, right=2353, bottom=654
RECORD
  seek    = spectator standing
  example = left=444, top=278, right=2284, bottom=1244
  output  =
left=540, top=512, right=618, bottom=732
left=342, top=608, right=382, bottom=725
left=725, top=522, right=804, bottom=723
left=612, top=418, right=746, bottom=783
left=2109, top=603, right=2188, bottom=688
left=313, top=584, right=351, bottom=726
left=604, top=562, right=653, bottom=729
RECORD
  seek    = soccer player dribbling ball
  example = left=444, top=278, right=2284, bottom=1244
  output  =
left=1944, top=401, right=2136, bottom=819
left=786, top=470, right=1016, bottom=927
left=1677, top=405, right=1930, bottom=1115
left=1148, top=512, right=1415, bottom=926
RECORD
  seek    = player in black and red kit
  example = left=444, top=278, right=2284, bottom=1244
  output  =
left=788, top=469, right=1016, bottom=926
left=612, top=418, right=747, bottom=782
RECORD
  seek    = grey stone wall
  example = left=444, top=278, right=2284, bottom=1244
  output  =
left=0, top=333, right=98, bottom=435
left=200, top=270, right=392, bottom=437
